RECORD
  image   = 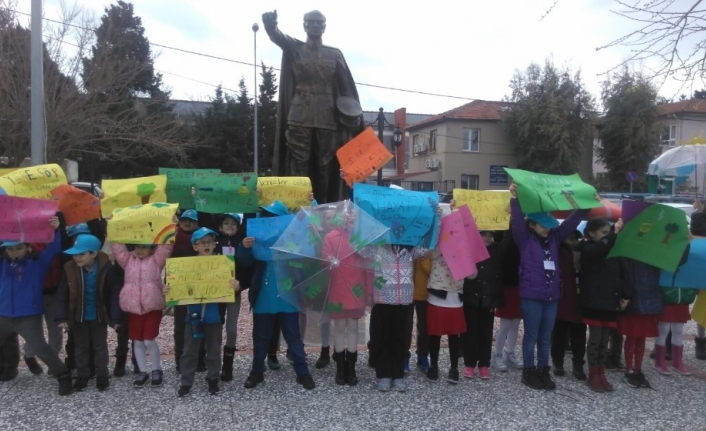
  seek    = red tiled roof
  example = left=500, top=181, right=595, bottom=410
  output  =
left=658, top=99, right=706, bottom=116
left=407, top=100, right=508, bottom=130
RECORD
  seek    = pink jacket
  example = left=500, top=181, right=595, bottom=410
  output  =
left=323, top=229, right=372, bottom=315
left=111, top=243, right=173, bottom=315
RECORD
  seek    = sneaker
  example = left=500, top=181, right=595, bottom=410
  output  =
left=426, top=367, right=439, bottom=382
left=207, top=378, right=220, bottom=395
left=492, top=355, right=508, bottom=372
left=538, top=366, right=556, bottom=390
left=177, top=385, right=191, bottom=397
left=479, top=367, right=491, bottom=380
left=572, top=362, right=587, bottom=381
left=267, top=355, right=281, bottom=370
left=447, top=368, right=460, bottom=384
left=286, top=349, right=294, bottom=363
left=623, top=371, right=641, bottom=388
left=296, top=373, right=316, bottom=390
left=73, top=377, right=89, bottom=392
left=25, top=357, right=43, bottom=375
left=636, top=370, right=652, bottom=389
left=151, top=370, right=163, bottom=387
left=377, top=378, right=392, bottom=391
left=244, top=373, right=264, bottom=389
left=403, top=356, right=410, bottom=374
left=463, top=366, right=475, bottom=379
left=392, top=378, right=406, bottom=392
left=417, top=355, right=430, bottom=373
left=133, top=372, right=150, bottom=388
left=504, top=351, right=523, bottom=369
left=96, top=375, right=110, bottom=391
left=521, top=367, right=543, bottom=390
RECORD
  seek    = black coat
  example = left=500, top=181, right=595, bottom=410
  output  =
left=462, top=241, right=506, bottom=309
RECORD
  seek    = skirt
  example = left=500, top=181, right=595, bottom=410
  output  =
left=427, top=304, right=467, bottom=336
left=660, top=304, right=690, bottom=323
left=617, top=314, right=659, bottom=337
left=128, top=310, right=163, bottom=341
left=495, top=285, right=522, bottom=319
left=582, top=318, right=617, bottom=329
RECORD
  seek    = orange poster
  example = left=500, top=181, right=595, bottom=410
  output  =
left=50, top=184, right=101, bottom=225
left=336, top=127, right=394, bottom=187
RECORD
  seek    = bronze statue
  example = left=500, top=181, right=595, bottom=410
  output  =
left=262, top=9, right=364, bottom=203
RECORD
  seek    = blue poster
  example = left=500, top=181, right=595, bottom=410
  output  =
left=353, top=183, right=439, bottom=248
left=659, top=238, right=706, bottom=290
left=247, top=214, right=295, bottom=261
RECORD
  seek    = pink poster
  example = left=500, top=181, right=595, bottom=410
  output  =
left=0, top=195, right=58, bottom=243
left=439, top=206, right=490, bottom=281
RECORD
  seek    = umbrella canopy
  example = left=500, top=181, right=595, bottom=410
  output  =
left=648, top=144, right=706, bottom=192
left=271, top=200, right=389, bottom=323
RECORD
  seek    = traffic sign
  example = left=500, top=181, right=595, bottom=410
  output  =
left=626, top=171, right=638, bottom=182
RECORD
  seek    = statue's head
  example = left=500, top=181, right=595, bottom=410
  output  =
left=303, top=10, right=326, bottom=38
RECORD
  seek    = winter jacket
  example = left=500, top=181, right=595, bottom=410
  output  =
left=510, top=198, right=588, bottom=302
left=621, top=258, right=663, bottom=316
left=0, top=233, right=62, bottom=318
left=55, top=252, right=122, bottom=328
left=462, top=242, right=506, bottom=309
left=413, top=256, right=431, bottom=301
left=360, top=244, right=430, bottom=305
left=172, top=228, right=196, bottom=258
left=323, top=228, right=373, bottom=314
left=111, top=243, right=173, bottom=315
left=427, top=250, right=464, bottom=294
left=555, top=245, right=581, bottom=322
left=185, top=303, right=224, bottom=325
left=238, top=245, right=299, bottom=313
left=217, top=233, right=252, bottom=290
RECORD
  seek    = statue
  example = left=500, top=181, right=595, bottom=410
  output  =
left=262, top=9, right=364, bottom=203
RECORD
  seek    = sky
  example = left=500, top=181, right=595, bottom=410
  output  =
left=10, top=0, right=702, bottom=115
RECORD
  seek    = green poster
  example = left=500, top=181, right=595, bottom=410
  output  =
left=504, top=168, right=601, bottom=214
left=193, top=172, right=259, bottom=214
left=158, top=168, right=221, bottom=209
left=607, top=203, right=689, bottom=272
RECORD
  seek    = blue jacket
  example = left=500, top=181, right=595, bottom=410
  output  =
left=185, top=303, right=223, bottom=325
left=621, top=258, right=663, bottom=315
left=0, top=233, right=62, bottom=318
left=237, top=244, right=265, bottom=309
left=510, top=198, right=588, bottom=302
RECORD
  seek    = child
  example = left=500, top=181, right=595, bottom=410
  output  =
left=0, top=217, right=73, bottom=396
left=55, top=234, right=122, bottom=392
left=0, top=332, right=19, bottom=382
left=111, top=241, right=173, bottom=387
left=462, top=231, right=505, bottom=381
left=411, top=255, right=431, bottom=373
left=550, top=230, right=587, bottom=380
left=169, top=228, right=240, bottom=397
left=509, top=183, right=588, bottom=390
left=577, top=218, right=631, bottom=392
left=492, top=228, right=523, bottom=371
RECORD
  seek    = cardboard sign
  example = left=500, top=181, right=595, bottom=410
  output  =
left=193, top=172, right=258, bottom=214
left=159, top=168, right=221, bottom=209
left=504, top=168, right=601, bottom=214
left=50, top=184, right=101, bottom=225
left=438, top=206, right=490, bottom=280
left=0, top=168, right=16, bottom=176
left=336, top=127, right=394, bottom=187
left=353, top=183, right=439, bottom=248
left=247, top=214, right=295, bottom=261
left=165, top=255, right=235, bottom=306
left=0, top=164, right=67, bottom=199
left=0, top=195, right=59, bottom=243
left=452, top=189, right=511, bottom=230
left=257, top=177, right=312, bottom=210
left=659, top=237, right=706, bottom=290
left=106, top=203, right=178, bottom=245
left=101, top=175, right=168, bottom=217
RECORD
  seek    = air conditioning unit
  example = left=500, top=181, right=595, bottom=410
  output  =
left=413, top=144, right=421, bottom=154
left=426, top=159, right=440, bottom=170
left=420, top=143, right=428, bottom=152
left=425, top=159, right=433, bottom=169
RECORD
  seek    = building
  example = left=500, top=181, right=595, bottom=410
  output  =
left=656, top=99, right=706, bottom=149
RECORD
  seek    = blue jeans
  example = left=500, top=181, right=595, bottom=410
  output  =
left=251, top=312, right=309, bottom=376
left=519, top=299, right=558, bottom=369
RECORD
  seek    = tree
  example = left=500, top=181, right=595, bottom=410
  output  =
left=257, top=63, right=278, bottom=175
left=501, top=60, right=596, bottom=174
left=596, top=68, right=660, bottom=191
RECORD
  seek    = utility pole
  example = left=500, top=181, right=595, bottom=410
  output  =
left=252, top=23, right=259, bottom=173
left=30, top=0, right=46, bottom=165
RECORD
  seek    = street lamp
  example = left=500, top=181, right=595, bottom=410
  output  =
left=253, top=22, right=259, bottom=174
left=376, top=108, right=404, bottom=186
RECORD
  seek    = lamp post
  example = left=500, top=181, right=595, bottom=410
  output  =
left=375, top=107, right=403, bottom=186
left=252, top=22, right=259, bottom=174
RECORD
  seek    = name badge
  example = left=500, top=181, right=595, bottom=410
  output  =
left=223, top=246, right=236, bottom=256
left=544, top=260, right=556, bottom=271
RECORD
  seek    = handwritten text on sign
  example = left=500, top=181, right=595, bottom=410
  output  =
left=257, top=177, right=312, bottom=210
left=50, top=184, right=101, bottom=225
left=453, top=189, right=511, bottom=231
left=336, top=127, right=394, bottom=187
left=107, top=203, right=178, bottom=245
left=504, top=168, right=601, bottom=214
left=165, top=255, right=235, bottom=306
left=0, top=164, right=67, bottom=199
left=0, top=195, right=59, bottom=243
left=247, top=214, right=296, bottom=261
left=194, top=172, right=259, bottom=213
left=159, top=168, right=221, bottom=209
left=101, top=175, right=168, bottom=217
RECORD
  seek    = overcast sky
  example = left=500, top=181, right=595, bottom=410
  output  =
left=12, top=0, right=701, bottom=115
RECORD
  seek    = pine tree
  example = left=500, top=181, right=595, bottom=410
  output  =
left=257, top=63, right=278, bottom=174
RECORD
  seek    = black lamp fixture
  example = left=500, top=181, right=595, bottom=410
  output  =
left=392, top=125, right=403, bottom=147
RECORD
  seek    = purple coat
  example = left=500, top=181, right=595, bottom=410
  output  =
left=510, top=198, right=588, bottom=302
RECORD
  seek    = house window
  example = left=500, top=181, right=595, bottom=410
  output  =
left=429, top=130, right=437, bottom=153
left=412, top=134, right=420, bottom=157
left=463, top=128, right=480, bottom=152
left=662, top=124, right=676, bottom=147
left=461, top=174, right=479, bottom=190
left=412, top=181, right=434, bottom=191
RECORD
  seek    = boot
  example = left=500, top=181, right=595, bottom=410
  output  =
left=538, top=366, right=556, bottom=390
left=572, top=361, right=587, bottom=381
left=598, top=366, right=614, bottom=392
left=220, top=346, right=236, bottom=382
left=345, top=351, right=358, bottom=386
left=315, top=346, right=331, bottom=369
left=24, top=357, right=44, bottom=375
left=333, top=351, right=346, bottom=386
left=587, top=366, right=605, bottom=392
left=521, top=367, right=543, bottom=390
left=417, top=354, right=430, bottom=373
left=57, top=371, right=74, bottom=396
left=653, top=344, right=671, bottom=375
left=671, top=345, right=691, bottom=375
left=113, top=355, right=127, bottom=377
left=694, top=337, right=706, bottom=360
left=552, top=359, right=565, bottom=376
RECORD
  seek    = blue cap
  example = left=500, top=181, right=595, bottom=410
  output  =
left=191, top=228, right=217, bottom=245
left=1, top=241, right=22, bottom=247
left=67, top=223, right=90, bottom=238
left=527, top=213, right=560, bottom=229
left=180, top=209, right=199, bottom=222
left=64, top=235, right=101, bottom=255
left=259, top=200, right=289, bottom=217
left=219, top=213, right=242, bottom=224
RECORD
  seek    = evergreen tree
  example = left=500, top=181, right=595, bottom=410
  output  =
left=257, top=63, right=278, bottom=174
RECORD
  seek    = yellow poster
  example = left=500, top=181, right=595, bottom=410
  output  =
left=0, top=168, right=16, bottom=176
left=165, top=255, right=235, bottom=306
left=101, top=175, right=168, bottom=217
left=257, top=176, right=312, bottom=210
left=0, top=164, right=67, bottom=199
left=453, top=189, right=511, bottom=231
left=107, top=203, right=178, bottom=245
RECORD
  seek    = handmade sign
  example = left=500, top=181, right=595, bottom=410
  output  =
left=0, top=168, right=16, bottom=176
left=257, top=177, right=312, bottom=210
left=0, top=195, right=59, bottom=243
left=247, top=214, right=295, bottom=261
left=608, top=203, right=689, bottom=272
left=353, top=183, right=440, bottom=248
left=193, top=172, right=258, bottom=214
left=659, top=238, right=706, bottom=290
left=438, top=206, right=490, bottom=280
left=620, top=200, right=653, bottom=223
left=452, top=189, right=510, bottom=230
left=504, top=168, right=601, bottom=214
left=101, top=175, right=167, bottom=217
left=158, top=168, right=221, bottom=209
left=0, top=164, right=67, bottom=199
left=165, top=255, right=235, bottom=306
left=106, top=203, right=178, bottom=245
left=50, top=184, right=101, bottom=225
left=336, top=127, right=394, bottom=187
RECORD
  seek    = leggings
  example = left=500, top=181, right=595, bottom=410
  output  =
left=133, top=339, right=162, bottom=372
left=333, top=318, right=358, bottom=352
left=657, top=322, right=684, bottom=346
left=624, top=336, right=646, bottom=372
left=494, top=318, right=521, bottom=357
left=429, top=335, right=461, bottom=370
left=586, top=326, right=611, bottom=367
